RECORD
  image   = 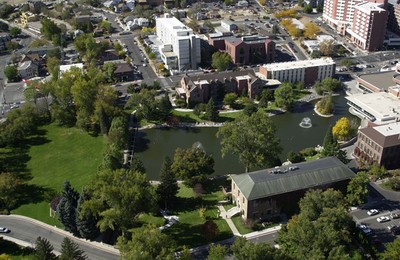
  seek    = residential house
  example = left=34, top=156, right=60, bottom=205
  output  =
left=0, top=33, right=11, bottom=52
left=178, top=70, right=263, bottom=105
left=18, top=60, right=39, bottom=79
left=230, top=157, right=355, bottom=220
left=208, top=35, right=275, bottom=65
left=354, top=122, right=400, bottom=169
left=100, top=49, right=121, bottom=63
left=113, top=62, right=135, bottom=81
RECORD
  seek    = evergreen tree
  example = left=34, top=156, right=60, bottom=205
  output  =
left=56, top=181, right=79, bottom=234
left=322, top=126, right=350, bottom=164
left=129, top=155, right=146, bottom=173
left=76, top=188, right=99, bottom=240
left=157, top=156, right=178, bottom=209
left=60, top=237, right=87, bottom=260
left=204, top=99, right=219, bottom=122
left=158, top=94, right=172, bottom=121
left=34, top=237, right=57, bottom=260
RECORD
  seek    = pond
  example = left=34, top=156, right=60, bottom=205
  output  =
left=135, top=95, right=358, bottom=180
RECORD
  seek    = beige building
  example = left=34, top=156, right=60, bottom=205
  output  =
left=230, top=157, right=355, bottom=220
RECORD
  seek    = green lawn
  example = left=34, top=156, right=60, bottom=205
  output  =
left=231, top=216, right=253, bottom=235
left=12, top=124, right=106, bottom=225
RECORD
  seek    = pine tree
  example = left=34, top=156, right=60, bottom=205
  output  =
left=204, top=99, right=219, bottom=122
left=60, top=237, right=87, bottom=260
left=130, top=155, right=146, bottom=174
left=56, top=180, right=79, bottom=234
left=158, top=94, right=172, bottom=121
left=156, top=156, right=178, bottom=209
left=76, top=188, right=99, bottom=240
left=34, top=237, right=57, bottom=260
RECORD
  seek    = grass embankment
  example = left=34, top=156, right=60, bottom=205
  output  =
left=11, top=124, right=106, bottom=226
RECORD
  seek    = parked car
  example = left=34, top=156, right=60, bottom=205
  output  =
left=0, top=227, right=10, bottom=233
left=390, top=212, right=400, bottom=219
left=367, top=209, right=379, bottom=216
left=357, top=224, right=373, bottom=235
left=377, top=216, right=390, bottom=223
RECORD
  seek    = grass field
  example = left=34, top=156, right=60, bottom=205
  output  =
left=11, top=124, right=106, bottom=225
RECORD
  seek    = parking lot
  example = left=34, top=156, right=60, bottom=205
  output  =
left=351, top=200, right=400, bottom=250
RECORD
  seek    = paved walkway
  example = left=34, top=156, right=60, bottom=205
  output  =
left=217, top=205, right=240, bottom=236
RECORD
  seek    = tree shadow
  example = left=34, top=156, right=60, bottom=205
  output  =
left=0, top=238, right=35, bottom=256
left=165, top=222, right=206, bottom=248
left=216, top=116, right=235, bottom=123
left=0, top=147, right=31, bottom=178
left=14, top=183, right=56, bottom=209
left=133, top=131, right=150, bottom=153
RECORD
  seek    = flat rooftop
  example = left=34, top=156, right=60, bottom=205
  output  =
left=358, top=71, right=398, bottom=91
left=346, top=92, right=400, bottom=122
left=375, top=122, right=400, bottom=137
left=262, top=58, right=335, bottom=70
left=356, top=2, right=385, bottom=13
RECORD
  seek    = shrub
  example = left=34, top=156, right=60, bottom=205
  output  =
left=300, top=147, right=317, bottom=157
left=387, top=177, right=400, bottom=191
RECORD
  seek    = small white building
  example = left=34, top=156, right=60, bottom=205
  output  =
left=59, top=63, right=84, bottom=77
left=221, top=20, right=238, bottom=32
left=237, top=0, right=249, bottom=7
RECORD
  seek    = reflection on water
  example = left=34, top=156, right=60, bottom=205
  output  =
left=135, top=95, right=358, bottom=180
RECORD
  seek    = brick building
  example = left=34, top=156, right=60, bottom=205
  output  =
left=177, top=70, right=263, bottom=105
left=354, top=122, right=400, bottom=169
left=230, top=157, right=355, bottom=220
left=208, top=34, right=275, bottom=65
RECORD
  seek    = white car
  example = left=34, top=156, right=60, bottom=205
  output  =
left=377, top=216, right=390, bottom=223
left=367, top=209, right=379, bottom=216
left=0, top=227, right=10, bottom=233
left=143, top=63, right=147, bottom=67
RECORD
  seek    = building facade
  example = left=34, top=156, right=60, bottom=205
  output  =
left=178, top=70, right=263, bottom=105
left=259, top=58, right=336, bottom=85
left=156, top=15, right=201, bottom=71
left=323, top=0, right=388, bottom=51
left=208, top=35, right=275, bottom=65
left=354, top=122, right=400, bottom=169
left=230, top=157, right=355, bottom=220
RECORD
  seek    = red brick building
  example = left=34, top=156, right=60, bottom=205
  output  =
left=208, top=35, right=275, bottom=65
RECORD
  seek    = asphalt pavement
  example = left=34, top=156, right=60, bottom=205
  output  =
left=0, top=215, right=119, bottom=260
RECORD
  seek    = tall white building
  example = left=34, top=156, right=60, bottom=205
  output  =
left=156, top=15, right=201, bottom=71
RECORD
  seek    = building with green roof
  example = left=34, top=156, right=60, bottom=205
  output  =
left=230, top=157, right=355, bottom=220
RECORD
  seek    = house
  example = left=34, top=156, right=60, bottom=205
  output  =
left=230, top=157, right=355, bottom=220
left=113, top=62, right=135, bottom=82
left=178, top=70, right=263, bottom=105
left=18, top=60, right=39, bottom=79
left=208, top=35, right=275, bottom=65
left=354, top=122, right=400, bottom=169
left=99, top=49, right=120, bottom=63
left=220, top=20, right=238, bottom=32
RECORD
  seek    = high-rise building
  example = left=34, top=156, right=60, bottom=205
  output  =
left=323, top=0, right=388, bottom=51
left=156, top=15, right=201, bottom=71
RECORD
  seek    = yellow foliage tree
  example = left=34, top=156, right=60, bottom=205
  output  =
left=259, top=0, right=266, bottom=5
left=332, top=117, right=351, bottom=141
left=303, top=22, right=321, bottom=39
left=288, top=24, right=302, bottom=38
left=274, top=8, right=298, bottom=19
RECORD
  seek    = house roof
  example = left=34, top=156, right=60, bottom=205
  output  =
left=359, top=122, right=400, bottom=148
left=114, top=62, right=133, bottom=73
left=231, top=157, right=355, bottom=201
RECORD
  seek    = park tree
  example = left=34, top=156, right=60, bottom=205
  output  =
left=303, top=4, right=313, bottom=13
left=56, top=180, right=79, bottom=234
left=341, top=59, right=357, bottom=68
left=125, top=89, right=158, bottom=121
left=76, top=188, right=99, bottom=240
left=204, top=98, right=219, bottom=121
left=319, top=40, right=337, bottom=56
left=316, top=94, right=334, bottom=115
left=129, top=155, right=146, bottom=174
left=9, top=27, right=21, bottom=37
left=41, top=17, right=62, bottom=45
left=223, top=93, right=238, bottom=108
left=117, top=226, right=175, bottom=259
left=84, top=169, right=156, bottom=235
left=157, top=156, right=178, bottom=209
left=380, top=239, right=400, bottom=260
left=322, top=125, right=350, bottom=164
left=231, top=237, right=284, bottom=260
left=98, top=20, right=112, bottom=34
left=287, top=151, right=305, bottom=163
left=158, top=94, right=172, bottom=121
left=107, top=116, right=129, bottom=150
left=207, top=244, right=228, bottom=260
left=274, top=82, right=295, bottom=110
left=171, top=147, right=214, bottom=187
left=332, top=117, right=352, bottom=141
left=4, top=65, right=19, bottom=82
left=24, top=80, right=41, bottom=105
left=34, top=237, right=57, bottom=260
left=60, top=237, right=87, bottom=260
left=93, top=85, right=121, bottom=134
left=47, top=57, right=60, bottom=79
left=98, top=144, right=122, bottom=171
left=277, top=189, right=353, bottom=259
left=212, top=52, right=232, bottom=72
left=71, top=77, right=98, bottom=130
left=243, top=103, right=258, bottom=116
left=346, top=171, right=369, bottom=206
left=218, top=111, right=282, bottom=172
left=0, top=172, right=21, bottom=210
left=303, top=22, right=320, bottom=39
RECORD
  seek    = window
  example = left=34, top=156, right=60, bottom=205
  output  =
left=242, top=197, right=245, bottom=204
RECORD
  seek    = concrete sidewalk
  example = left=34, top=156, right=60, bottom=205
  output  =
left=217, top=205, right=240, bottom=236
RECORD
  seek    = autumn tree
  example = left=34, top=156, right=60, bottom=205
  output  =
left=303, top=22, right=320, bottom=39
left=332, top=117, right=352, bottom=141
left=171, top=146, right=214, bottom=187
left=319, top=40, right=337, bottom=56
left=218, top=111, right=282, bottom=172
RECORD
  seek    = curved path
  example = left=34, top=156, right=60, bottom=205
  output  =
left=0, top=215, right=119, bottom=260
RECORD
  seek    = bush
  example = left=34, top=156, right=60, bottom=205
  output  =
left=300, top=147, right=317, bottom=157
left=175, top=98, right=186, bottom=108
left=387, top=177, right=400, bottom=191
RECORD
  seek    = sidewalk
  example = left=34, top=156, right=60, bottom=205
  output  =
left=217, top=205, right=240, bottom=236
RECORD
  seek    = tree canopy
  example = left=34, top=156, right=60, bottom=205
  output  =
left=156, top=156, right=178, bottom=209
left=332, top=117, right=352, bottom=141
left=217, top=111, right=282, bottom=172
left=274, top=82, right=295, bottom=110
left=212, top=52, right=232, bottom=72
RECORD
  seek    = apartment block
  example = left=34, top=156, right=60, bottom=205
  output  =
left=208, top=34, right=275, bottom=65
left=258, top=58, right=336, bottom=85
left=156, top=15, right=201, bottom=71
left=354, top=122, right=400, bottom=169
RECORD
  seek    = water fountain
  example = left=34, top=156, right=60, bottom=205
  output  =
left=299, top=117, right=312, bottom=128
left=192, top=141, right=204, bottom=150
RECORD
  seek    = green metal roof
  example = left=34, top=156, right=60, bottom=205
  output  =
left=231, top=157, right=355, bottom=201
